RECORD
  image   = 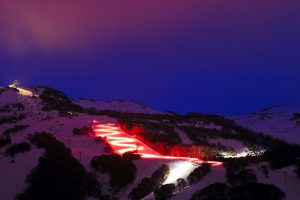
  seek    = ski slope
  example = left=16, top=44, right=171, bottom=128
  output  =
left=93, top=121, right=222, bottom=166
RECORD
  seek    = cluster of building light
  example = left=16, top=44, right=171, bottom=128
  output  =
left=220, top=148, right=265, bottom=158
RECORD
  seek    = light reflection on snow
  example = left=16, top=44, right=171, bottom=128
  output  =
left=164, top=161, right=197, bottom=184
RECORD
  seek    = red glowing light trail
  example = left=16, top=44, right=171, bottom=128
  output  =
left=93, top=121, right=222, bottom=166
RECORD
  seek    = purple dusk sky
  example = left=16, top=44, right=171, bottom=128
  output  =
left=0, top=0, right=299, bottom=114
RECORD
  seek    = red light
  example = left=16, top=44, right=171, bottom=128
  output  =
left=93, top=122, right=222, bottom=166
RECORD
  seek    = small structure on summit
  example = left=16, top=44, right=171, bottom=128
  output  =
left=11, top=80, right=20, bottom=88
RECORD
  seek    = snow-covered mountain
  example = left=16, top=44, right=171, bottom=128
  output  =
left=1, top=85, right=300, bottom=200
left=232, top=105, right=300, bottom=144
left=75, top=99, right=161, bottom=114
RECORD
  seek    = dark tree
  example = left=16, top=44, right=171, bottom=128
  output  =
left=187, top=163, right=211, bottom=184
left=154, top=184, right=176, bottom=200
left=129, top=164, right=170, bottom=200
left=5, top=142, right=31, bottom=157
left=190, top=182, right=230, bottom=200
left=91, top=154, right=137, bottom=189
left=226, top=169, right=257, bottom=187
left=176, top=178, right=188, bottom=191
left=16, top=133, right=102, bottom=200
left=229, top=183, right=285, bottom=200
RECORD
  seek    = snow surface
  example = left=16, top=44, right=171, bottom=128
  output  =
left=175, top=128, right=193, bottom=145
left=76, top=99, right=162, bottom=114
left=209, top=138, right=244, bottom=151
left=2, top=88, right=300, bottom=200
left=232, top=105, right=300, bottom=144
left=171, top=166, right=225, bottom=200
left=0, top=148, right=43, bottom=200
left=248, top=163, right=300, bottom=200
left=0, top=90, right=20, bottom=105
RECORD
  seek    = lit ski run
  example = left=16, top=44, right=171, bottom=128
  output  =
left=93, top=121, right=222, bottom=166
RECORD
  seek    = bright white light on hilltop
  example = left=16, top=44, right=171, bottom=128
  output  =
left=164, top=161, right=197, bottom=184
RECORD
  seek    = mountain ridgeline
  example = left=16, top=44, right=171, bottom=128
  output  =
left=0, top=85, right=299, bottom=200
